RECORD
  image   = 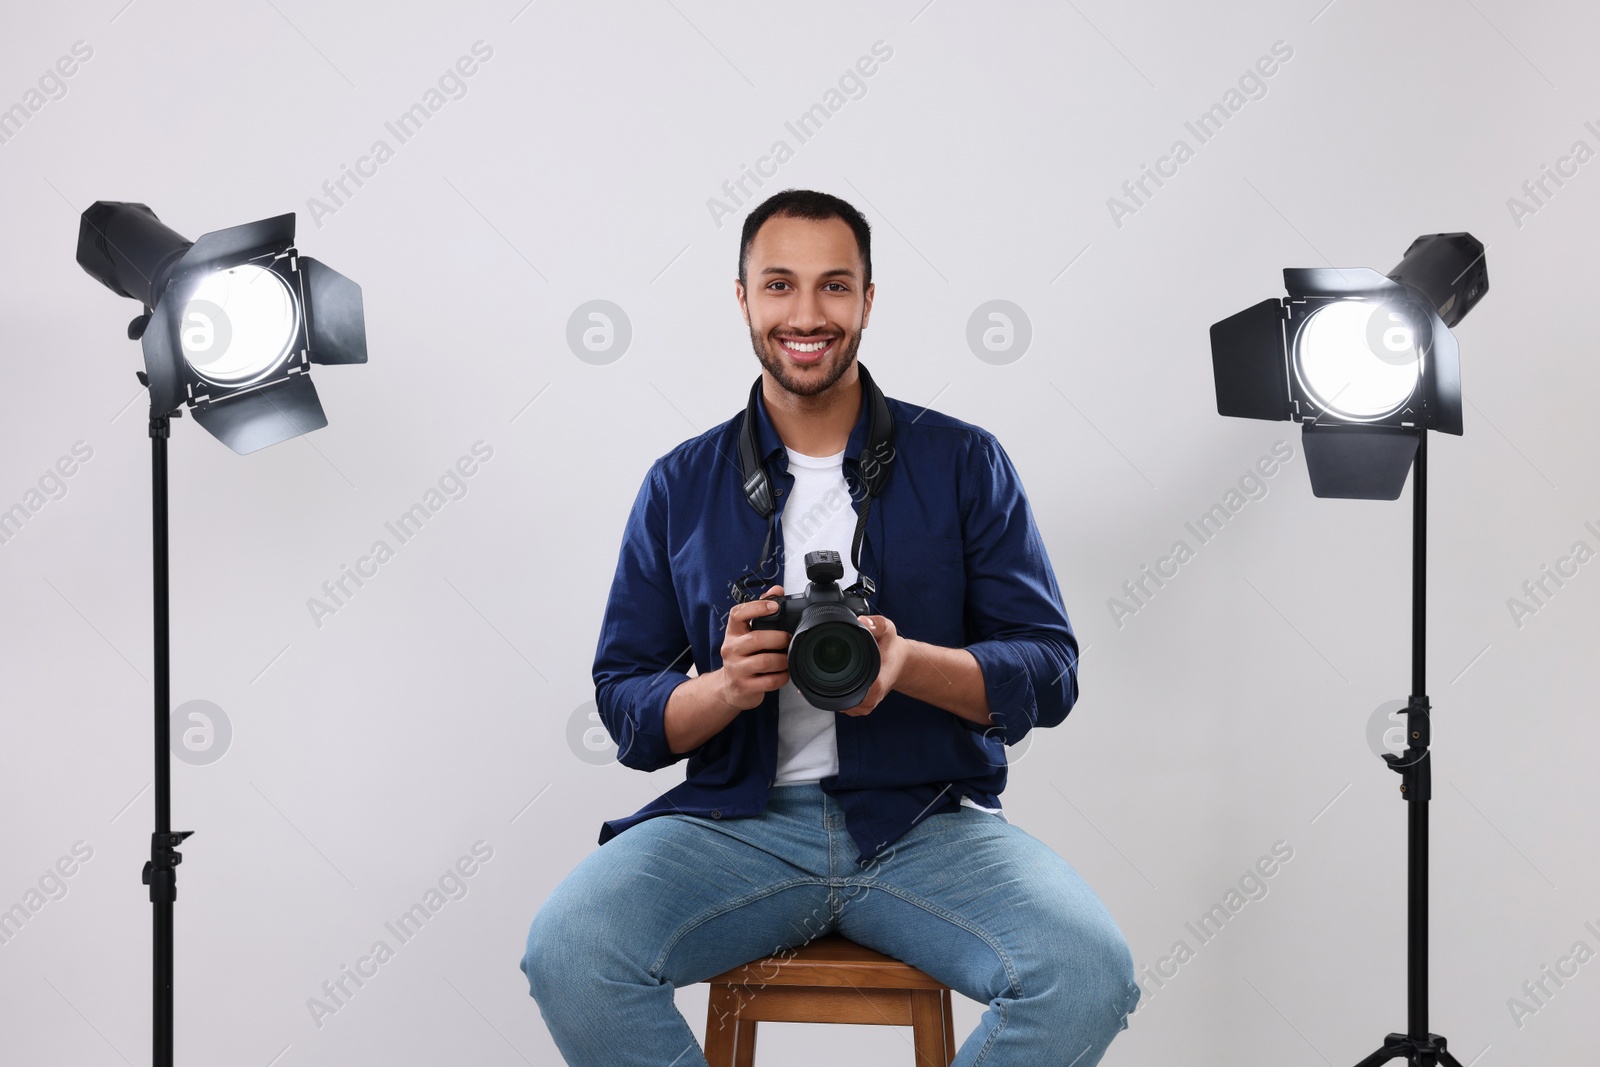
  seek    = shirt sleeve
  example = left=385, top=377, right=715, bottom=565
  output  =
left=591, top=461, right=695, bottom=772
left=959, top=431, right=1080, bottom=748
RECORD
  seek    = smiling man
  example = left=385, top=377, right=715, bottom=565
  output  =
left=521, top=189, right=1138, bottom=1066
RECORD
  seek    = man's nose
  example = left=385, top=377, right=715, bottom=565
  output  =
left=786, top=290, right=828, bottom=332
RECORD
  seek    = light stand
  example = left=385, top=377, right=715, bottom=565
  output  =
left=1207, top=233, right=1488, bottom=1067
left=1352, top=427, right=1463, bottom=1067
left=143, top=410, right=192, bottom=1066
left=76, top=201, right=366, bottom=1066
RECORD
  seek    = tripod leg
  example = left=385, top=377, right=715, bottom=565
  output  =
left=1352, top=1034, right=1407, bottom=1067
left=1437, top=1050, right=1466, bottom=1067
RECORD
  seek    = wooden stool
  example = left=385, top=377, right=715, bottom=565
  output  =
left=702, top=933, right=956, bottom=1066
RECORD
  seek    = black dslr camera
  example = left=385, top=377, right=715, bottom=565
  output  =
left=750, top=550, right=880, bottom=711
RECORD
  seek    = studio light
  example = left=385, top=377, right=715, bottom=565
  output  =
left=1208, top=234, right=1488, bottom=1067
left=1209, top=232, right=1486, bottom=499
left=77, top=201, right=367, bottom=453
left=75, top=202, right=367, bottom=1067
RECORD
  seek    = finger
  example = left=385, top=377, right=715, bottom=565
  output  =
left=739, top=651, right=791, bottom=676
left=732, top=628, right=792, bottom=654
left=754, top=669, right=789, bottom=691
left=729, top=591, right=785, bottom=633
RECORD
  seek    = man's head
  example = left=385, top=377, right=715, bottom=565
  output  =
left=735, top=190, right=874, bottom=399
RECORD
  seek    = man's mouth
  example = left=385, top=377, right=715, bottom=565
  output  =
left=777, top=335, right=836, bottom=364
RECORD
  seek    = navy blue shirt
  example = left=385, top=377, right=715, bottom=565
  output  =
left=592, top=371, right=1079, bottom=866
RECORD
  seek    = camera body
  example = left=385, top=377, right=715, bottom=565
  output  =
left=750, top=550, right=880, bottom=711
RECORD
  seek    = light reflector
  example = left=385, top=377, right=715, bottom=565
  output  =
left=180, top=264, right=299, bottom=385
left=1294, top=300, right=1421, bottom=421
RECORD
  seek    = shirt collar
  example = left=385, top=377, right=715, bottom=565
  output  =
left=751, top=379, right=872, bottom=468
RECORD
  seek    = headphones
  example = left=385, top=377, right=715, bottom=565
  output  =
left=728, top=362, right=895, bottom=605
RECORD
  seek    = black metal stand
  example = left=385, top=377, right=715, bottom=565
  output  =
left=1352, top=430, right=1464, bottom=1067
left=140, top=411, right=192, bottom=1067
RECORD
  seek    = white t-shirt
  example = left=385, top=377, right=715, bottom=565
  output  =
left=768, top=445, right=1002, bottom=820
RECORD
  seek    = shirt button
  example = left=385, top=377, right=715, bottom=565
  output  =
left=711, top=809, right=722, bottom=820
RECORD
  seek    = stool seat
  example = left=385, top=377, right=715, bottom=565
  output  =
left=703, top=933, right=956, bottom=1066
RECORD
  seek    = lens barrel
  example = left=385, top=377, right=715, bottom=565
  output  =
left=789, top=602, right=880, bottom=711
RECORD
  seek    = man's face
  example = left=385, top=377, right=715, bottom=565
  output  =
left=736, top=214, right=874, bottom=398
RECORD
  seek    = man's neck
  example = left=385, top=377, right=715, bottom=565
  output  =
left=762, top=366, right=862, bottom=458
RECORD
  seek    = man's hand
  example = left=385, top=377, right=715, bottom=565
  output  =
left=833, top=613, right=995, bottom=726
left=716, top=584, right=792, bottom=713
left=834, top=613, right=910, bottom=717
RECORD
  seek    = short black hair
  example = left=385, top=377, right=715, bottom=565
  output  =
left=738, top=189, right=872, bottom=288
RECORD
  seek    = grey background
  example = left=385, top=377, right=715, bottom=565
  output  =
left=2, top=1, right=1595, bottom=1064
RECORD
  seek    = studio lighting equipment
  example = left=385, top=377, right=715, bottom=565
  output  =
left=76, top=202, right=367, bottom=1067
left=1210, top=232, right=1486, bottom=499
left=1209, top=233, right=1487, bottom=1067
left=77, top=202, right=366, bottom=454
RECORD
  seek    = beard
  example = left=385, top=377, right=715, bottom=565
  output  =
left=748, top=320, right=863, bottom=398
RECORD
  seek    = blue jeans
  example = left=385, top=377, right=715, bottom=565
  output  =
left=521, top=782, right=1138, bottom=1065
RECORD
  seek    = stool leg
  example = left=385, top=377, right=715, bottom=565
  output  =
left=734, top=1016, right=758, bottom=1067
left=704, top=985, right=740, bottom=1067
left=941, top=990, right=955, bottom=1065
left=910, top=989, right=948, bottom=1067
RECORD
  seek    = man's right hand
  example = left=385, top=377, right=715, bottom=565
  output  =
left=717, top=585, right=791, bottom=712
left=663, top=585, right=792, bottom=755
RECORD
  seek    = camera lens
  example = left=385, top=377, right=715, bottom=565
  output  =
left=808, top=628, right=864, bottom=682
left=789, top=607, right=880, bottom=711
left=814, top=633, right=854, bottom=674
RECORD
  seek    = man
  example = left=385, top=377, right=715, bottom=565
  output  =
left=522, top=189, right=1138, bottom=1065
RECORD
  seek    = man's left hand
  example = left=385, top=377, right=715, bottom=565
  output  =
left=836, top=614, right=909, bottom=717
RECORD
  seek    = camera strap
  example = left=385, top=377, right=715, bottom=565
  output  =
left=729, top=362, right=895, bottom=605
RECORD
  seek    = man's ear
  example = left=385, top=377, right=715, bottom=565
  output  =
left=861, top=281, right=875, bottom=329
left=734, top=278, right=749, bottom=326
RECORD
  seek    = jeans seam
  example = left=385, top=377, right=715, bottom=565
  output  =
left=856, top=882, right=1023, bottom=1000
left=860, top=883, right=1018, bottom=1066
left=970, top=996, right=1008, bottom=1067
left=647, top=877, right=826, bottom=978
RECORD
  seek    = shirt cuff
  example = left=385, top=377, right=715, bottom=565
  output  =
left=606, top=671, right=693, bottom=771
left=964, top=640, right=1038, bottom=748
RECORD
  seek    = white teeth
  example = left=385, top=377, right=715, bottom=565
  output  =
left=785, top=339, right=830, bottom=352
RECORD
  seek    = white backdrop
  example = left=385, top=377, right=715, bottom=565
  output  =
left=2, top=2, right=1596, bottom=1064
